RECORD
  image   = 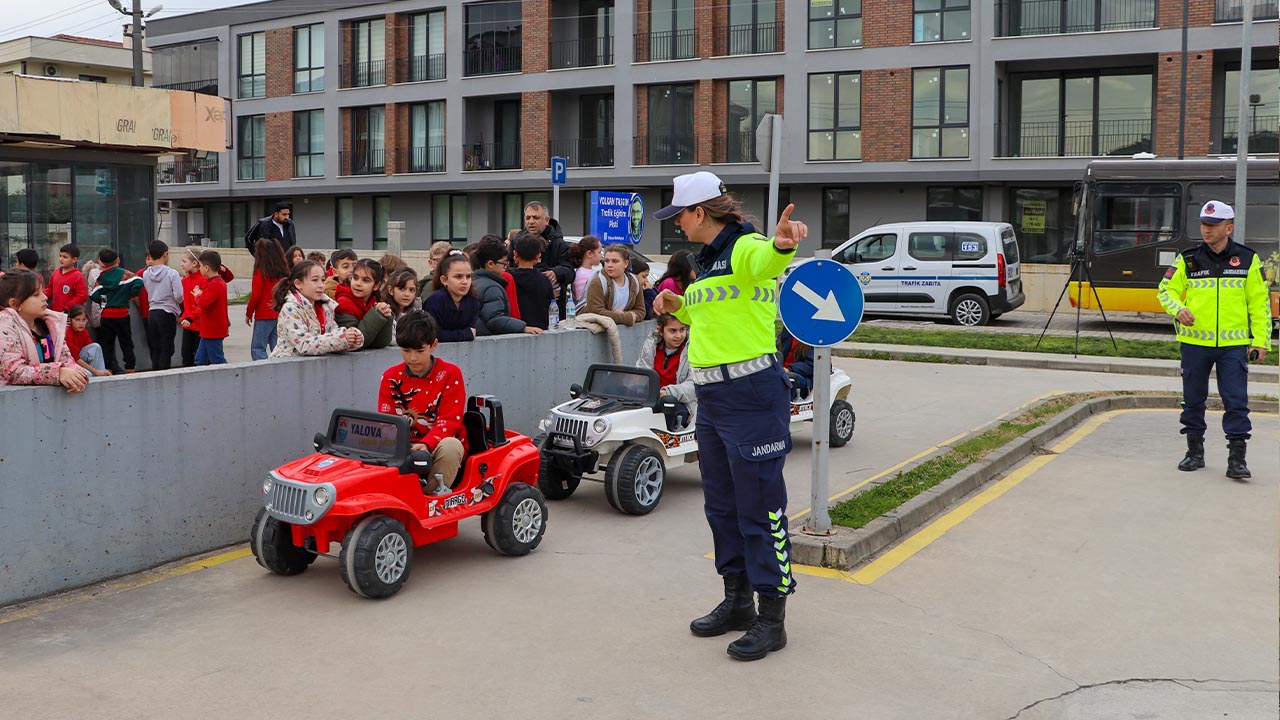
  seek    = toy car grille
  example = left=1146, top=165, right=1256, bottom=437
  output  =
left=555, top=416, right=588, bottom=440
left=269, top=481, right=309, bottom=523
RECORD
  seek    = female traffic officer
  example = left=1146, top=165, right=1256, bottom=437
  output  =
left=652, top=171, right=807, bottom=662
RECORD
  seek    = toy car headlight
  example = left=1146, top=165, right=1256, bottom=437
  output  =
left=593, top=419, right=608, bottom=434
left=262, top=476, right=273, bottom=496
left=313, top=487, right=330, bottom=506
left=538, top=414, right=553, bottom=434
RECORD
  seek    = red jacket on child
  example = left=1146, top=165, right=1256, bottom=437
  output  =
left=377, top=358, right=467, bottom=452
left=196, top=275, right=229, bottom=339
left=181, top=271, right=205, bottom=333
left=47, top=267, right=88, bottom=312
left=65, top=325, right=92, bottom=362
left=334, top=283, right=375, bottom=320
left=501, top=271, right=522, bottom=321
left=247, top=270, right=281, bottom=322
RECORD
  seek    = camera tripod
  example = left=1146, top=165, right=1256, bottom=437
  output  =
left=1035, top=249, right=1118, bottom=356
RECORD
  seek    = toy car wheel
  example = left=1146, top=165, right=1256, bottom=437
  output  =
left=483, top=484, right=548, bottom=556
left=950, top=293, right=990, bottom=327
left=604, top=444, right=665, bottom=516
left=830, top=399, right=855, bottom=448
left=339, top=514, right=413, bottom=599
left=250, top=507, right=317, bottom=576
left=533, top=433, right=581, bottom=501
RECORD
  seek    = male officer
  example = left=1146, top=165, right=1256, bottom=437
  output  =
left=1157, top=200, right=1271, bottom=479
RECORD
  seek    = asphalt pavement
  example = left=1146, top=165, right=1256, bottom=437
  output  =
left=1, top=358, right=1275, bottom=718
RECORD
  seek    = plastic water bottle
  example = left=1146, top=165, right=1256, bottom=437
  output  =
left=564, top=295, right=577, bottom=330
left=548, top=300, right=560, bottom=331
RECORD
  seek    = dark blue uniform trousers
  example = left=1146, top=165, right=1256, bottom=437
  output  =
left=1180, top=343, right=1251, bottom=439
left=695, top=362, right=796, bottom=597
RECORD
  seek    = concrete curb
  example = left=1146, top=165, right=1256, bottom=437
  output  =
left=833, top=342, right=1280, bottom=383
left=790, top=394, right=1280, bottom=571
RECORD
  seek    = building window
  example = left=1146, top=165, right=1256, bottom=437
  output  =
left=1008, top=71, right=1153, bottom=157
left=1222, top=65, right=1279, bottom=154
left=153, top=39, right=219, bottom=94
left=335, top=197, right=354, bottom=248
left=1215, top=0, right=1280, bottom=22
left=348, top=106, right=385, bottom=175
left=822, top=187, right=851, bottom=247
left=1008, top=187, right=1071, bottom=263
left=237, top=115, right=265, bottom=180
left=294, top=24, right=324, bottom=93
left=721, top=79, right=776, bottom=163
left=464, top=1, right=522, bottom=76
left=723, top=0, right=778, bottom=56
left=646, top=83, right=696, bottom=165
left=432, top=195, right=468, bottom=244
left=502, top=192, right=552, bottom=236
left=78, top=74, right=107, bottom=83
left=293, top=110, right=324, bottom=178
left=926, top=187, right=982, bottom=221
left=373, top=196, right=391, bottom=250
left=348, top=18, right=386, bottom=87
left=808, top=72, right=861, bottom=161
left=409, top=10, right=446, bottom=82
left=660, top=189, right=698, bottom=254
left=647, top=0, right=697, bottom=61
left=809, top=0, right=861, bottom=49
left=913, top=0, right=970, bottom=43
left=912, top=66, right=969, bottom=159
left=237, top=32, right=265, bottom=98
left=204, top=201, right=251, bottom=249
left=1002, top=0, right=1158, bottom=36
left=408, top=101, right=446, bottom=173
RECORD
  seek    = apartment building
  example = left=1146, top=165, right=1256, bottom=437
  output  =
left=0, top=32, right=152, bottom=86
left=147, top=0, right=1277, bottom=262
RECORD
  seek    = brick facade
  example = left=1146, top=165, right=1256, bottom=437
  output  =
left=1156, top=50, right=1214, bottom=157
left=340, top=107, right=352, bottom=175
left=523, top=0, right=550, bottom=74
left=695, top=79, right=715, bottom=164
left=863, top=0, right=912, bottom=49
left=635, top=85, right=649, bottom=164
left=265, top=28, right=293, bottom=98
left=522, top=91, right=550, bottom=169
left=862, top=69, right=912, bottom=162
left=340, top=21, right=353, bottom=87
left=385, top=102, right=403, bottom=174
left=265, top=112, right=293, bottom=180
left=387, top=13, right=406, bottom=85
left=695, top=0, right=714, bottom=59
left=635, top=0, right=651, bottom=62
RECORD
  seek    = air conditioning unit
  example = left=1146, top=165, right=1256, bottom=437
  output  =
left=43, top=64, right=59, bottom=77
left=157, top=200, right=172, bottom=214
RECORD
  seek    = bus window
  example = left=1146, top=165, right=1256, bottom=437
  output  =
left=1093, top=183, right=1180, bottom=254
left=1187, top=182, right=1280, bottom=243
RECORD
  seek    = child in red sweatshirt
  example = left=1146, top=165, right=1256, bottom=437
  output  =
left=185, top=249, right=229, bottom=365
left=377, top=310, right=467, bottom=495
left=47, top=244, right=87, bottom=313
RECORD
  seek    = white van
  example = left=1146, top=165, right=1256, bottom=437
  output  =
left=810, top=222, right=1025, bottom=326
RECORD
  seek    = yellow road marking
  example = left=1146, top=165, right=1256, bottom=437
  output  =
left=0, top=547, right=251, bottom=626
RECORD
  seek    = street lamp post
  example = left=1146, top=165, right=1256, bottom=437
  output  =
left=107, top=0, right=163, bottom=87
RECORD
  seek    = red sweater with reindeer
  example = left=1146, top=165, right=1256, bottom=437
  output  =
left=377, top=358, right=467, bottom=452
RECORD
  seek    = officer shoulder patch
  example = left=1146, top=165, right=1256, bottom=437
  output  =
left=1163, top=266, right=1177, bottom=279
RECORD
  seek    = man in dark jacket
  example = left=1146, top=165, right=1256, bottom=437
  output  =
left=244, top=201, right=297, bottom=255
left=517, top=202, right=575, bottom=317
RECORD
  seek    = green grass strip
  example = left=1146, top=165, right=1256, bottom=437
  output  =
left=828, top=393, right=1091, bottom=530
left=845, top=326, right=1279, bottom=366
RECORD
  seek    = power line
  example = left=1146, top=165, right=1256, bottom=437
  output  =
left=0, top=0, right=107, bottom=43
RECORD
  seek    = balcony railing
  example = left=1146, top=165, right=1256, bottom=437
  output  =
left=1215, top=0, right=1279, bottom=21
left=340, top=149, right=386, bottom=176
left=999, top=118, right=1153, bottom=157
left=712, top=131, right=757, bottom=164
left=464, top=142, right=521, bottom=170
left=550, top=36, right=614, bottom=69
left=156, top=78, right=219, bottom=95
left=464, top=45, right=522, bottom=76
left=397, top=146, right=447, bottom=173
left=713, top=21, right=781, bottom=56
left=158, top=153, right=220, bottom=184
left=634, top=135, right=698, bottom=166
left=633, top=28, right=698, bottom=63
left=341, top=59, right=386, bottom=88
left=395, top=54, right=446, bottom=83
left=1218, top=114, right=1280, bottom=154
left=550, top=138, right=614, bottom=167
left=996, top=0, right=1157, bottom=37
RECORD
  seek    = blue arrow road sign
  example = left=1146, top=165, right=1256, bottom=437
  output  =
left=551, top=156, right=567, bottom=185
left=778, top=258, right=864, bottom=347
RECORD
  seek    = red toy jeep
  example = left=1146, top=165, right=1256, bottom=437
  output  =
left=250, top=395, right=547, bottom=599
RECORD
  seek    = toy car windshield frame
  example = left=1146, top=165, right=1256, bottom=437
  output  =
left=582, top=364, right=660, bottom=406
left=320, top=409, right=411, bottom=467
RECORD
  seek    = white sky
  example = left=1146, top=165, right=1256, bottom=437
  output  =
left=2, top=0, right=263, bottom=43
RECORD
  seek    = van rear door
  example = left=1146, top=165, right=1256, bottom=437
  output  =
left=1000, top=226, right=1022, bottom=299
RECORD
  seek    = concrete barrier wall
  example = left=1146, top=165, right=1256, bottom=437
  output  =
left=1019, top=263, right=1072, bottom=314
left=0, top=323, right=652, bottom=606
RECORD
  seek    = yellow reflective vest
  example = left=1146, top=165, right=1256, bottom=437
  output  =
left=1157, top=240, right=1272, bottom=350
left=673, top=224, right=796, bottom=367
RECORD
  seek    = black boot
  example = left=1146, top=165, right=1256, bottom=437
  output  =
left=1177, top=436, right=1205, bottom=472
left=1226, top=439, right=1251, bottom=480
left=727, top=594, right=787, bottom=661
left=690, top=575, right=756, bottom=637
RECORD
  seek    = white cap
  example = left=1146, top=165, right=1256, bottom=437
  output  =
left=653, top=171, right=727, bottom=220
left=1199, top=200, right=1235, bottom=225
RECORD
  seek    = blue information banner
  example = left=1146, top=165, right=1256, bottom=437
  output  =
left=589, top=191, right=644, bottom=245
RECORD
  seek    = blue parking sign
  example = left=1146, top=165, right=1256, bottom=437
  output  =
left=551, top=157, right=567, bottom=186
left=778, top=259, right=864, bottom=347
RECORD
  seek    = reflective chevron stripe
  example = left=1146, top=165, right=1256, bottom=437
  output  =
left=767, top=509, right=794, bottom=595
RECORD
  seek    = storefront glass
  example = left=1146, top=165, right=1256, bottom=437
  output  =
left=1009, top=187, right=1071, bottom=263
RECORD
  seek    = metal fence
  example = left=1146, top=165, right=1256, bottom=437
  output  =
left=713, top=21, right=781, bottom=56
left=713, top=131, right=757, bottom=163
left=996, top=0, right=1157, bottom=36
left=464, top=45, right=522, bottom=76
left=156, top=78, right=219, bottom=94
left=398, top=54, right=445, bottom=83
left=397, top=145, right=447, bottom=173
left=340, top=59, right=386, bottom=88
left=549, top=138, right=614, bottom=167
left=1215, top=0, right=1279, bottom=20
left=550, top=35, right=614, bottom=69
left=1000, top=118, right=1153, bottom=157
left=158, top=153, right=219, bottom=184
left=633, top=28, right=698, bottom=63
left=1219, top=115, right=1280, bottom=154
left=634, top=135, right=698, bottom=166
left=464, top=141, right=521, bottom=171
left=340, top=149, right=386, bottom=176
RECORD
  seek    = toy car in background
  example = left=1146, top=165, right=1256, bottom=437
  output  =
left=250, top=397, right=546, bottom=599
left=535, top=364, right=855, bottom=516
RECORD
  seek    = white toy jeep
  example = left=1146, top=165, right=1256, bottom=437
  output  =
left=535, top=363, right=854, bottom=516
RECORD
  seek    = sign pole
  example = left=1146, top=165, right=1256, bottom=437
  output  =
left=807, top=249, right=834, bottom=534
left=1233, top=0, right=1253, bottom=241
left=553, top=183, right=560, bottom=225
left=767, top=116, right=782, bottom=236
